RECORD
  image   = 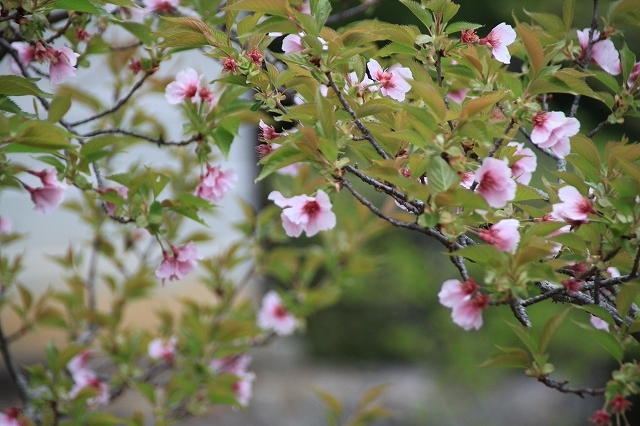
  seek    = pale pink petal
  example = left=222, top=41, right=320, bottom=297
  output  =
left=590, top=315, right=610, bottom=332
left=474, top=158, right=516, bottom=208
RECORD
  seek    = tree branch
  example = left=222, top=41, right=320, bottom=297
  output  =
left=325, top=0, right=384, bottom=24
left=79, top=128, right=200, bottom=146
left=538, top=376, right=605, bottom=398
left=0, top=319, right=31, bottom=404
left=569, top=0, right=600, bottom=118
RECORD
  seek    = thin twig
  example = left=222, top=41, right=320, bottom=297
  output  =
left=326, top=72, right=390, bottom=159
left=325, top=0, right=384, bottom=24
left=44, top=18, right=73, bottom=44
left=538, top=376, right=605, bottom=398
left=569, top=0, right=600, bottom=118
left=487, top=119, right=517, bottom=159
left=79, top=128, right=200, bottom=146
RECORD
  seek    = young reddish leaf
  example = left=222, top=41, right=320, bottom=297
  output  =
left=516, top=22, right=544, bottom=75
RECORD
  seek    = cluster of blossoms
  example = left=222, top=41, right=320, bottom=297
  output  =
left=9, top=42, right=79, bottom=85
left=209, top=354, right=255, bottom=406
left=194, top=164, right=237, bottom=202
left=155, top=242, right=202, bottom=283
left=66, top=351, right=110, bottom=408
left=20, top=169, right=66, bottom=214
left=165, top=67, right=215, bottom=107
left=148, top=336, right=178, bottom=364
left=268, top=190, right=336, bottom=238
left=438, top=279, right=489, bottom=331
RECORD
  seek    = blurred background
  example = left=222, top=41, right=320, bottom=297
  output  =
left=2, top=0, right=640, bottom=424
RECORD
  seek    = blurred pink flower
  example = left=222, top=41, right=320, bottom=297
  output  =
left=282, top=34, right=305, bottom=53
left=209, top=354, right=252, bottom=376
left=165, top=68, right=202, bottom=104
left=259, top=120, right=283, bottom=141
left=508, top=142, right=537, bottom=185
left=295, top=0, right=311, bottom=14
left=478, top=23, right=516, bottom=64
left=198, top=85, right=216, bottom=107
left=268, top=190, right=336, bottom=237
left=69, top=370, right=110, bottom=408
left=480, top=218, right=520, bottom=254
left=367, top=59, right=413, bottom=101
left=148, top=336, right=177, bottom=363
left=438, top=278, right=478, bottom=308
left=145, top=0, right=178, bottom=13
left=590, top=315, right=610, bottom=332
left=551, top=186, right=595, bottom=224
left=530, top=111, right=579, bottom=158
left=451, top=294, right=489, bottom=331
left=257, top=291, right=297, bottom=336
left=628, top=62, right=640, bottom=89
left=233, top=374, right=255, bottom=406
left=590, top=409, right=610, bottom=426
left=194, top=164, right=237, bottom=203
left=25, top=185, right=64, bottom=214
left=577, top=29, right=621, bottom=75
left=67, top=350, right=92, bottom=378
left=155, top=242, right=202, bottom=283
left=48, top=46, right=79, bottom=85
left=0, top=216, right=12, bottom=235
left=475, top=157, right=516, bottom=208
left=0, top=408, right=22, bottom=426
left=459, top=171, right=475, bottom=189
left=606, top=267, right=620, bottom=278
left=446, top=88, right=468, bottom=104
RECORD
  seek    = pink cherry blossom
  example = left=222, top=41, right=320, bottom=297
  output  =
left=194, top=164, right=237, bottom=203
left=268, top=190, right=336, bottom=237
left=148, top=336, right=177, bottom=363
left=282, top=34, right=305, bottom=53
left=144, top=0, right=179, bottom=13
left=209, top=354, right=252, bottom=376
left=577, top=29, right=621, bottom=75
left=551, top=186, right=595, bottom=224
left=474, top=157, right=516, bottom=208
left=48, top=46, right=79, bottom=85
left=367, top=59, right=413, bottom=101
left=508, top=142, right=537, bottom=185
left=67, top=350, right=92, bottom=378
left=232, top=373, right=255, bottom=406
left=69, top=369, right=110, bottom=408
left=25, top=185, right=64, bottom=214
left=259, top=120, right=283, bottom=141
left=606, top=267, right=620, bottom=278
left=347, top=72, right=375, bottom=99
left=8, top=42, right=35, bottom=73
left=590, top=315, right=610, bottom=332
left=0, top=216, right=12, bottom=235
left=478, top=23, right=516, bottom=64
left=0, top=408, right=22, bottom=426
left=459, top=171, right=475, bottom=189
left=438, top=278, right=479, bottom=308
left=257, top=291, right=297, bottom=335
left=451, top=294, right=489, bottom=331
left=295, top=0, right=311, bottom=14
left=446, top=88, right=468, bottom=104
left=530, top=111, right=580, bottom=158
left=155, top=242, right=202, bottom=283
left=479, top=218, right=520, bottom=254
left=198, top=85, right=216, bottom=107
left=165, top=68, right=202, bottom=104
left=628, top=62, right=640, bottom=89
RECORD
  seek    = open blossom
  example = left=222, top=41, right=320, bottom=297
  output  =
left=438, top=278, right=479, bottom=308
left=446, top=88, right=468, bottom=105
left=0, top=216, right=11, bottom=235
left=508, top=142, right=537, bottom=185
left=268, top=190, right=336, bottom=237
left=165, top=68, right=207, bottom=104
left=479, top=218, right=520, bottom=254
left=69, top=370, right=110, bottom=408
left=144, top=0, right=179, bottom=13
left=148, top=336, right=177, bottom=363
left=194, top=164, right=236, bottom=203
left=155, top=242, right=202, bottom=283
left=367, top=59, right=413, bottom=101
left=478, top=23, right=516, bottom=64
left=474, top=158, right=516, bottom=208
left=0, top=408, right=23, bottom=426
left=49, top=46, right=79, bottom=85
left=257, top=291, right=297, bottom=335
left=577, top=29, right=621, bottom=75
left=551, top=186, right=596, bottom=224
left=530, top=111, right=580, bottom=158
left=452, top=294, right=489, bottom=331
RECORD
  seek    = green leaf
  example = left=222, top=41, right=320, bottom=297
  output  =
left=14, top=121, right=74, bottom=149
left=256, top=144, right=307, bottom=181
left=479, top=346, right=530, bottom=368
left=570, top=133, right=601, bottom=171
left=47, top=95, right=72, bottom=123
left=523, top=10, right=565, bottom=33
left=563, top=0, right=576, bottom=30
left=114, top=21, right=154, bottom=45
left=314, top=387, right=343, bottom=416
left=53, top=0, right=110, bottom=15
left=0, top=75, right=53, bottom=98
left=539, top=309, right=569, bottom=354
left=617, top=283, right=640, bottom=318
left=507, top=322, right=539, bottom=355
left=514, top=184, right=544, bottom=202
left=225, top=0, right=291, bottom=17
left=399, top=0, right=433, bottom=28
left=452, top=244, right=505, bottom=264
left=426, top=155, right=458, bottom=194
left=459, top=91, right=504, bottom=121
left=212, top=127, right=235, bottom=158
left=444, top=21, right=482, bottom=34
left=574, top=322, right=623, bottom=361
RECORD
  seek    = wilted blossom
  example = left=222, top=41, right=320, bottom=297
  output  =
left=508, top=142, right=537, bottom=185
left=589, top=409, right=611, bottom=426
left=155, top=242, right=202, bottom=283
left=551, top=186, right=596, bottom=224
left=460, top=29, right=479, bottom=44
left=479, top=218, right=520, bottom=254
left=0, top=216, right=11, bottom=235
left=247, top=46, right=264, bottom=66
left=590, top=315, right=610, bottom=332
left=148, top=336, right=177, bottom=363
left=0, top=408, right=23, bottom=426
left=438, top=278, right=478, bottom=308
left=474, top=157, right=516, bottom=208
left=144, top=0, right=179, bottom=13
left=577, top=29, right=621, bottom=75
left=194, top=164, right=237, bottom=203
left=75, top=27, right=92, bottom=42
left=257, top=291, right=297, bottom=335
left=530, top=110, right=580, bottom=158
left=268, top=190, right=336, bottom=237
left=477, top=23, right=516, bottom=64
left=446, top=88, right=468, bottom=104
left=222, top=54, right=238, bottom=73
left=367, top=59, right=413, bottom=102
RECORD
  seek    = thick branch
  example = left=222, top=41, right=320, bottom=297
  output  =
left=326, top=72, right=390, bottom=159
left=510, top=299, right=532, bottom=327
left=0, top=320, right=30, bottom=404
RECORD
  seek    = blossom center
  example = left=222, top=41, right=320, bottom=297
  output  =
left=376, top=70, right=395, bottom=89
left=273, top=305, right=288, bottom=319
left=302, top=200, right=320, bottom=216
left=532, top=111, right=546, bottom=127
